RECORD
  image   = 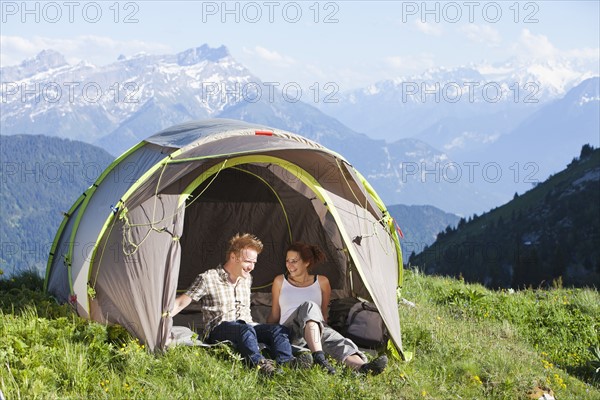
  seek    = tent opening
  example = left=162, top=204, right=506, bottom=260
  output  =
left=177, top=164, right=349, bottom=295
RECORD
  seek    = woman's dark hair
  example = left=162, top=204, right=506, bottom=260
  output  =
left=287, top=242, right=326, bottom=269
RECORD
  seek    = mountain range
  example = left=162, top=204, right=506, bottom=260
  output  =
left=0, top=135, right=114, bottom=275
left=1, top=45, right=598, bottom=216
left=319, top=59, right=597, bottom=142
left=409, top=145, right=600, bottom=288
left=387, top=204, right=461, bottom=259
left=0, top=135, right=460, bottom=275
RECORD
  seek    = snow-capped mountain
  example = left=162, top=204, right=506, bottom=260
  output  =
left=1, top=46, right=504, bottom=214
left=474, top=77, right=600, bottom=190
left=1, top=45, right=258, bottom=148
left=1, top=49, right=69, bottom=81
left=217, top=95, right=504, bottom=215
left=319, top=60, right=597, bottom=152
left=1, top=47, right=596, bottom=216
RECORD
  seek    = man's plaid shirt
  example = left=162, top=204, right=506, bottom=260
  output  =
left=185, top=265, right=254, bottom=338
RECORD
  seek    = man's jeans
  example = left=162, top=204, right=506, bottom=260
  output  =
left=208, top=320, right=293, bottom=365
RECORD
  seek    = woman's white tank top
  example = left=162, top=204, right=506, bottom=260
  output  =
left=279, top=276, right=322, bottom=324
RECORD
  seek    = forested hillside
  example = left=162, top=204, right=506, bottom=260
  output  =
left=410, top=145, right=600, bottom=288
left=0, top=134, right=462, bottom=278
left=0, top=135, right=114, bottom=275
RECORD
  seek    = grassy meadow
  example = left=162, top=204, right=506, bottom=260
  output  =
left=1, top=269, right=598, bottom=399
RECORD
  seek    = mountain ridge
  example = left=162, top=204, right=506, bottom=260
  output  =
left=0, top=134, right=114, bottom=275
left=409, top=145, right=600, bottom=288
left=0, top=134, right=459, bottom=277
left=2, top=46, right=597, bottom=216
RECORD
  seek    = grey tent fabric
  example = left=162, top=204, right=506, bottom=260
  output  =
left=45, top=118, right=405, bottom=358
left=46, top=199, right=84, bottom=304
left=324, top=190, right=401, bottom=349
left=89, top=194, right=184, bottom=350
left=46, top=143, right=170, bottom=317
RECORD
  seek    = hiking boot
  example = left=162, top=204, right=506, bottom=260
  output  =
left=257, top=358, right=281, bottom=378
left=288, top=352, right=313, bottom=369
left=358, top=355, right=388, bottom=376
left=313, top=351, right=336, bottom=374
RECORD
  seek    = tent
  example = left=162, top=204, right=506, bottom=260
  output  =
left=45, top=119, right=405, bottom=358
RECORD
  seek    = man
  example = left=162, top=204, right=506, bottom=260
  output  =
left=171, top=233, right=312, bottom=377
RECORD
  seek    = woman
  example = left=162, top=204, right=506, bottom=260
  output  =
left=267, top=242, right=387, bottom=375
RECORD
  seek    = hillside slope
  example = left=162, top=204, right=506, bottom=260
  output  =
left=0, top=134, right=465, bottom=279
left=0, top=135, right=114, bottom=275
left=410, top=145, right=600, bottom=288
left=387, top=204, right=460, bottom=257
left=1, top=270, right=598, bottom=399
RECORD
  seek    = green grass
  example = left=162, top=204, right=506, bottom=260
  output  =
left=1, top=270, right=599, bottom=399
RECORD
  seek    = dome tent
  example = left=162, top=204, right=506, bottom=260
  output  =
left=45, top=119, right=405, bottom=358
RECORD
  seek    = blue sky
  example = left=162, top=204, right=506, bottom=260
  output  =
left=1, top=1, right=599, bottom=90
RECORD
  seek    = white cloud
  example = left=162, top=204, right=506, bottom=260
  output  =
left=510, top=29, right=599, bottom=73
left=329, top=67, right=376, bottom=90
left=0, top=35, right=171, bottom=67
left=564, top=47, right=600, bottom=69
left=386, top=54, right=436, bottom=73
left=303, top=64, right=328, bottom=80
left=460, top=25, right=501, bottom=46
left=502, top=29, right=599, bottom=94
left=249, top=46, right=295, bottom=67
left=414, top=21, right=442, bottom=36
left=513, top=29, right=557, bottom=60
